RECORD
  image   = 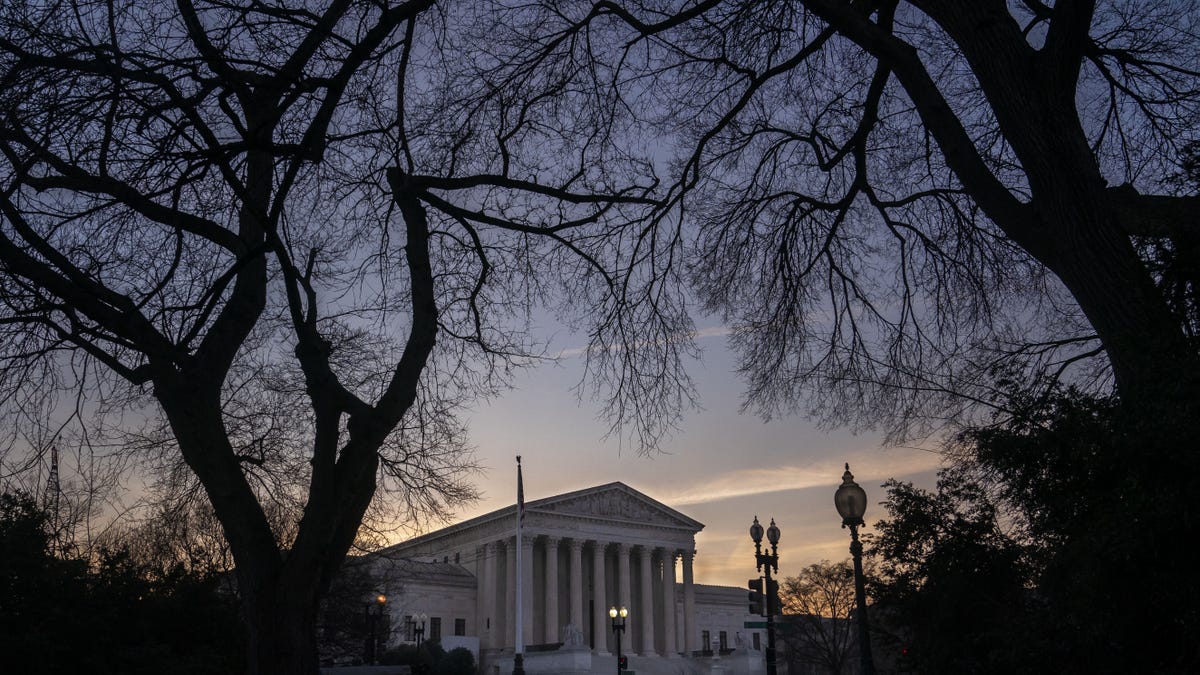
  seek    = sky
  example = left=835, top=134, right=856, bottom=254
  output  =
left=443, top=327, right=944, bottom=588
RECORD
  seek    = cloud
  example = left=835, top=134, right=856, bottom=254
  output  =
left=662, top=450, right=944, bottom=507
left=693, top=326, right=734, bottom=340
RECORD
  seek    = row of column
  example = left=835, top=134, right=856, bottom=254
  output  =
left=477, top=536, right=696, bottom=657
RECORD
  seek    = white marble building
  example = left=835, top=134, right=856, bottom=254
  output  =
left=366, top=482, right=765, bottom=673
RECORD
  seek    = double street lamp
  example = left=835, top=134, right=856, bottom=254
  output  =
left=835, top=463, right=876, bottom=675
left=413, top=611, right=429, bottom=649
left=365, top=593, right=387, bottom=665
left=609, top=605, right=629, bottom=672
left=749, top=515, right=781, bottom=675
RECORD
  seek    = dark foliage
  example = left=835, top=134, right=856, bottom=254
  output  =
left=0, top=492, right=244, bottom=675
left=433, top=646, right=476, bottom=675
left=870, top=474, right=1038, bottom=673
left=872, top=388, right=1200, bottom=673
left=381, top=642, right=475, bottom=675
left=381, top=639, right=448, bottom=673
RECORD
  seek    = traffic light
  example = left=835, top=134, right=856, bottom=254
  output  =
left=766, top=578, right=779, bottom=616
left=748, top=578, right=764, bottom=615
left=618, top=656, right=628, bottom=670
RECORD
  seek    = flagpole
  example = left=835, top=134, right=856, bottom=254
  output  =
left=514, top=456, right=526, bottom=675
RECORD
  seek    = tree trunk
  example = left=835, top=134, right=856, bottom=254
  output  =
left=1045, top=205, right=1198, bottom=404
left=240, top=568, right=323, bottom=675
left=1013, top=109, right=1199, bottom=423
left=155, top=380, right=324, bottom=675
left=915, top=1, right=1200, bottom=416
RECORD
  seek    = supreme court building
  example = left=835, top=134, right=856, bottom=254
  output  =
left=363, top=482, right=765, bottom=673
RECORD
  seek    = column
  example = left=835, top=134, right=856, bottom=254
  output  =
left=505, top=537, right=516, bottom=648
left=682, top=549, right=696, bottom=654
left=482, top=542, right=498, bottom=647
left=660, top=548, right=677, bottom=657
left=521, top=534, right=535, bottom=645
left=592, top=541, right=610, bottom=655
left=569, top=539, right=585, bottom=631
left=638, top=545, right=654, bottom=657
left=617, top=543, right=634, bottom=655
left=544, top=536, right=560, bottom=643
left=475, top=544, right=486, bottom=644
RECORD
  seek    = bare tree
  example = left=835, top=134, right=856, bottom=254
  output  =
left=0, top=1, right=684, bottom=673
left=779, top=560, right=858, bottom=675
left=7, top=1, right=1193, bottom=670
left=489, top=0, right=1200, bottom=440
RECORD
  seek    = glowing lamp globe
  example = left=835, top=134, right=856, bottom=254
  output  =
left=834, top=463, right=867, bottom=527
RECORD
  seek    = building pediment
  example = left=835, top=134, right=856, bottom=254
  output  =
left=529, top=482, right=703, bottom=532
left=377, top=481, right=702, bottom=558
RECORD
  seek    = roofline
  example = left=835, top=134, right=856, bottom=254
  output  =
left=378, top=481, right=703, bottom=555
left=540, top=481, right=705, bottom=530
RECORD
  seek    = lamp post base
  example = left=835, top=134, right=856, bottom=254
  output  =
left=512, top=653, right=525, bottom=675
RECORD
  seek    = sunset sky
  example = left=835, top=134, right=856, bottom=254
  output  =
left=444, top=327, right=944, bottom=588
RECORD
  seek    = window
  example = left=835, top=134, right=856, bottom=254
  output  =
left=404, top=616, right=415, bottom=641
left=701, top=630, right=711, bottom=655
left=753, top=632, right=761, bottom=650
left=719, top=631, right=728, bottom=652
left=454, top=618, right=466, bottom=636
left=430, top=617, right=442, bottom=641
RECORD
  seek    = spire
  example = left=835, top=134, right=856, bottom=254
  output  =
left=43, top=444, right=62, bottom=555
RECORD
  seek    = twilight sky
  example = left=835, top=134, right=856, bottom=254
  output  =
left=442, top=327, right=943, bottom=588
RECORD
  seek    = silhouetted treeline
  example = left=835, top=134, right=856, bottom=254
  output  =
left=0, top=493, right=244, bottom=675
left=870, top=386, right=1200, bottom=673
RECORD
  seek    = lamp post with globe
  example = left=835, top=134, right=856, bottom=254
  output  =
left=835, top=464, right=876, bottom=675
left=609, top=605, right=629, bottom=672
left=749, top=515, right=781, bottom=675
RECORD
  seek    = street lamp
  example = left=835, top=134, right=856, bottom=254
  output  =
left=835, top=463, right=876, bottom=675
left=414, top=611, right=428, bottom=649
left=365, top=593, right=387, bottom=665
left=750, top=515, right=781, bottom=675
left=609, top=605, right=629, bottom=672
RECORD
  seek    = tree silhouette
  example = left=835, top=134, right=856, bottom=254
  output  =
left=0, top=2, right=681, bottom=673
left=872, top=387, right=1199, bottom=670
left=490, top=0, right=1199, bottom=436
left=5, top=3, right=1199, bottom=672
left=0, top=491, right=243, bottom=675
left=778, top=560, right=858, bottom=675
left=870, top=472, right=1036, bottom=673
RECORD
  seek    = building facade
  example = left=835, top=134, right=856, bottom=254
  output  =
left=366, top=482, right=763, bottom=670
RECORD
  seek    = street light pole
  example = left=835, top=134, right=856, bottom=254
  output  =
left=750, top=516, right=781, bottom=675
left=609, top=605, right=628, bottom=673
left=835, top=463, right=876, bottom=675
left=365, top=593, right=387, bottom=665
left=414, top=612, right=428, bottom=650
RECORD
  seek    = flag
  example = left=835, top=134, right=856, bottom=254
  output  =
left=516, top=455, right=525, bottom=526
left=515, top=455, right=526, bottom=656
